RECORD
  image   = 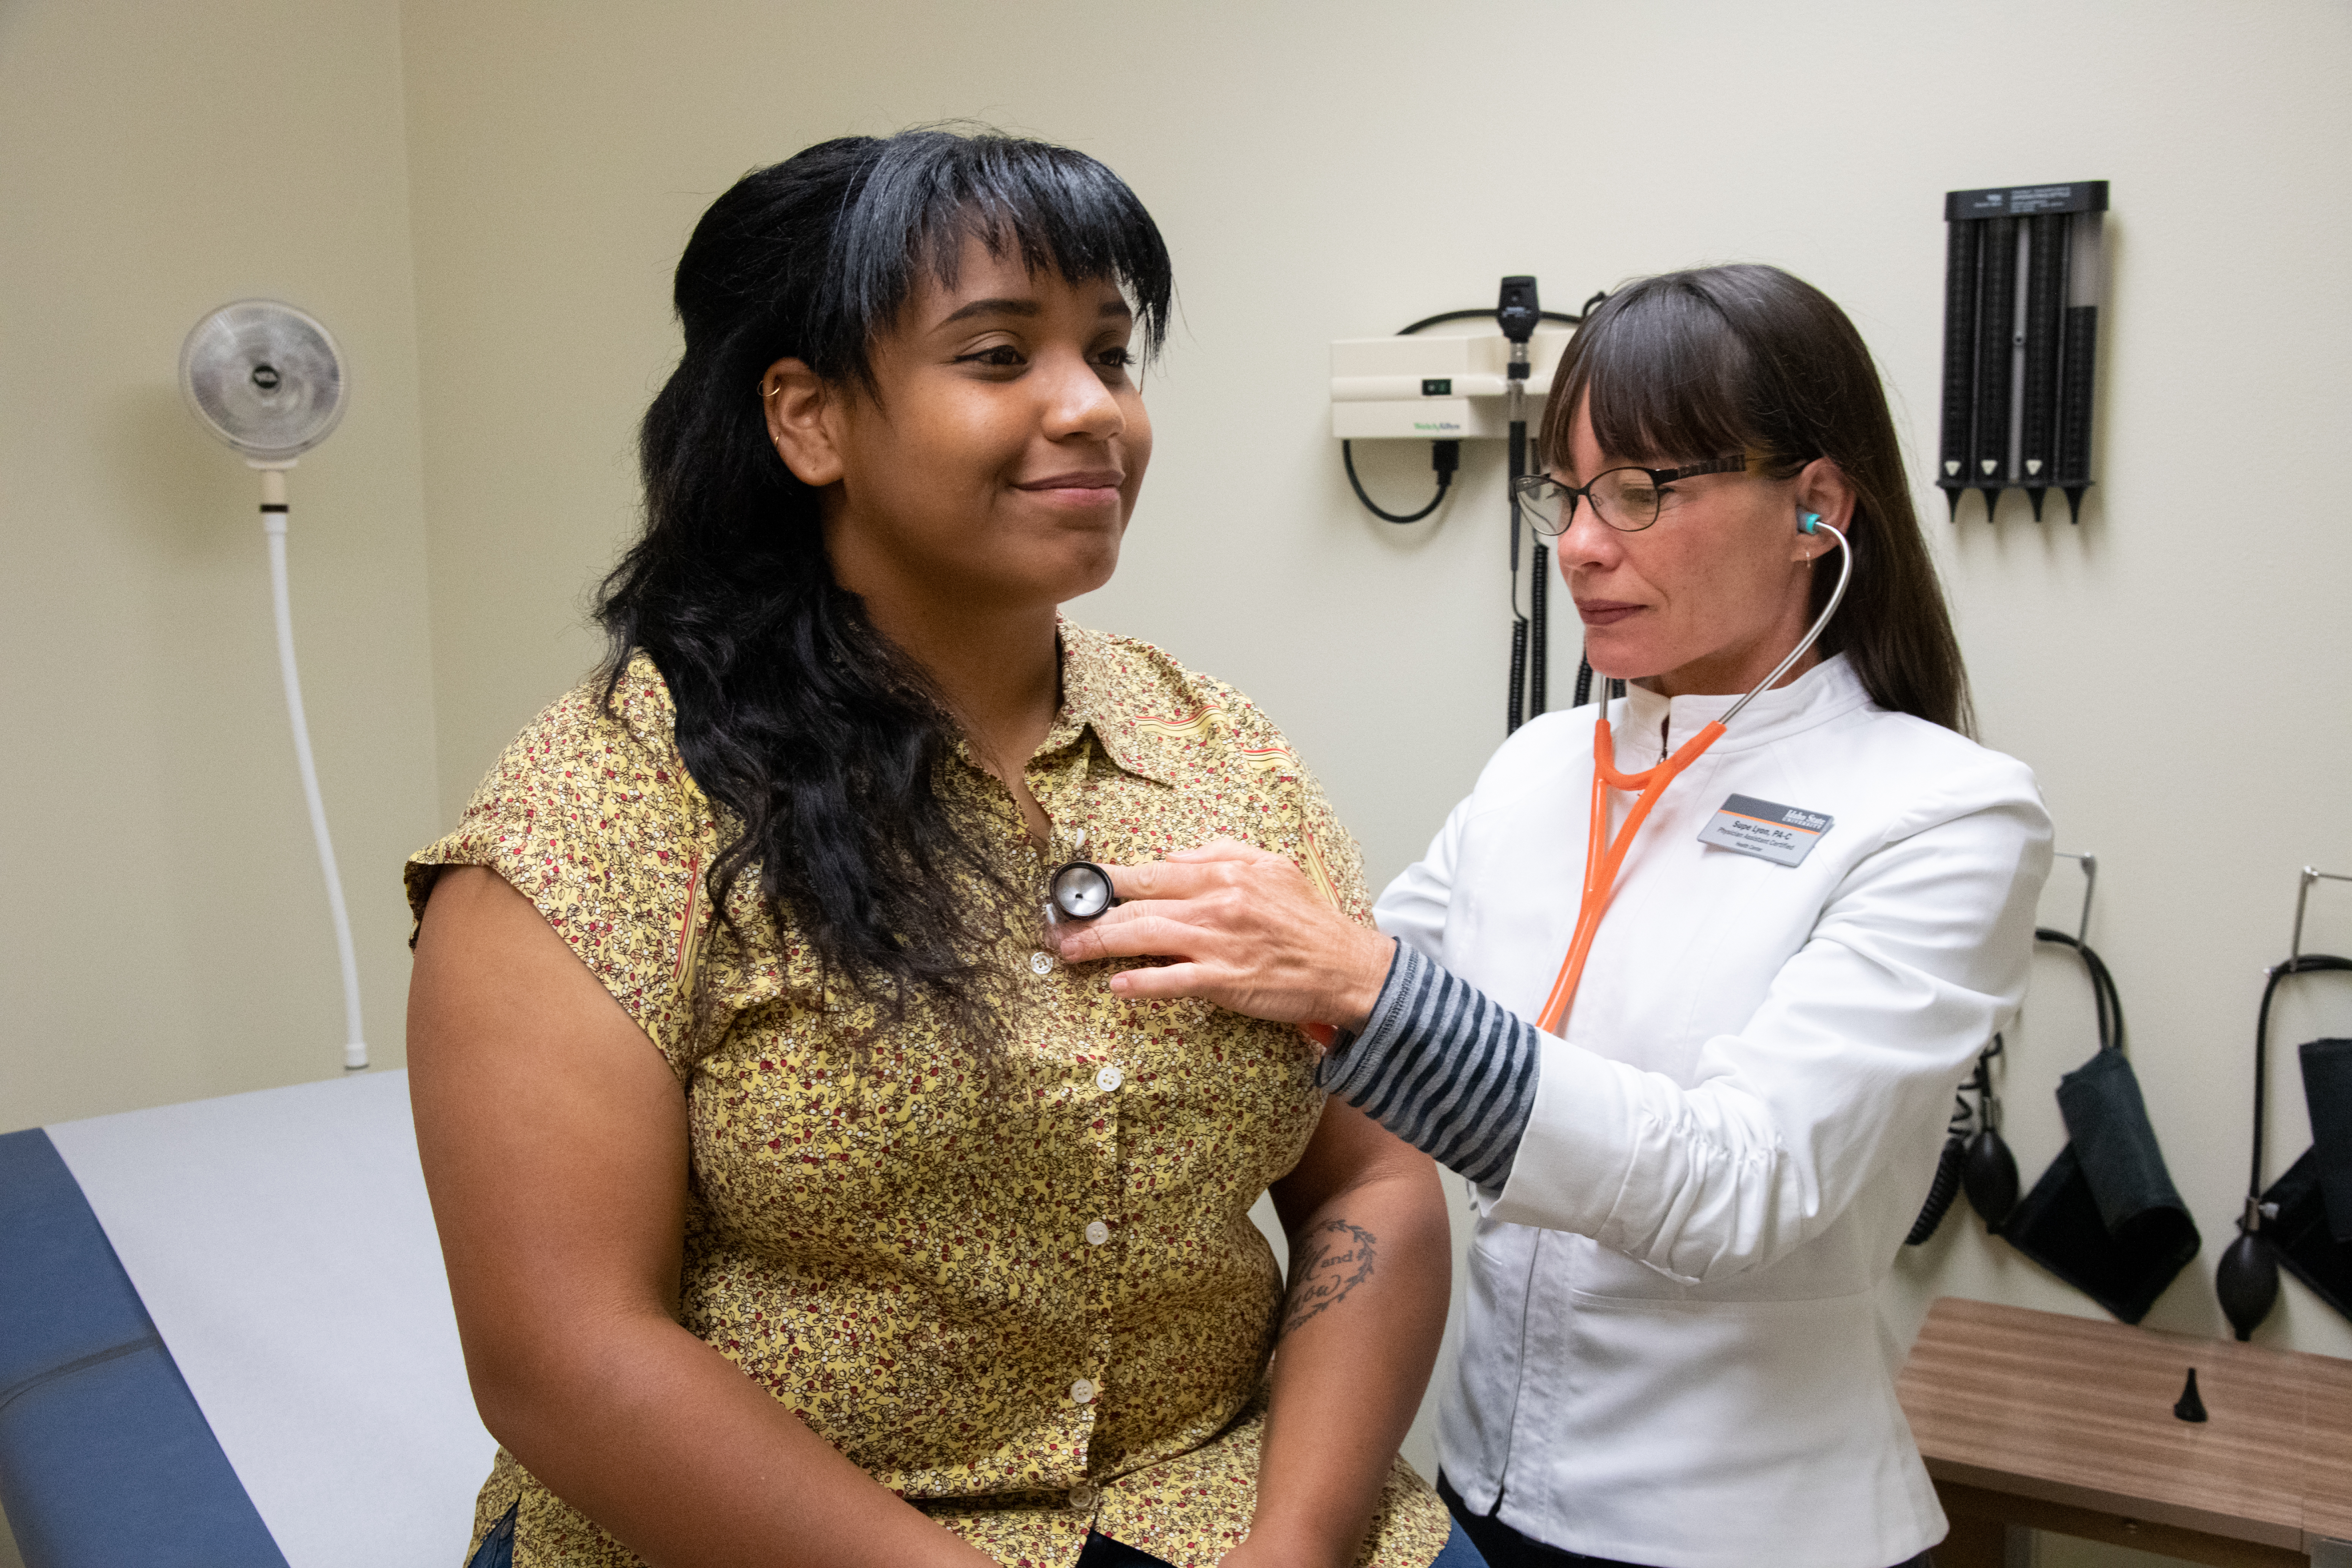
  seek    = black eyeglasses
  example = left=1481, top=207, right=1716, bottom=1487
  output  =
left=1511, top=455, right=1750, bottom=536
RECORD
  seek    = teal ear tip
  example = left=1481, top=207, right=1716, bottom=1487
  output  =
left=1800, top=511, right=1822, bottom=533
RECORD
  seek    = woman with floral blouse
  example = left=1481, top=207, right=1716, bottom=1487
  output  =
left=405, top=129, right=1481, bottom=1568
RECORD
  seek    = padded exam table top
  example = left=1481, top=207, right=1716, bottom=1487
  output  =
left=0, top=1071, right=496, bottom=1567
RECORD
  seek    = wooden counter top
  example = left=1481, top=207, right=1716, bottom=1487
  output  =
left=1896, top=1296, right=2352, bottom=1559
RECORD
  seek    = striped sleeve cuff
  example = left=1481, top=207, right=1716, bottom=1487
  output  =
left=1318, top=943, right=1539, bottom=1189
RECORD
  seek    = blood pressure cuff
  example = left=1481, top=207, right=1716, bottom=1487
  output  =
left=2301, top=1037, right=2352, bottom=1242
left=2245, top=1037, right=2352, bottom=1328
left=2260, top=1148, right=2352, bottom=1322
left=2000, top=1048, right=2201, bottom=1323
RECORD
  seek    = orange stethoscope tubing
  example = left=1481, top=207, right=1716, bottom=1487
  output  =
left=1533, top=516, right=1853, bottom=1036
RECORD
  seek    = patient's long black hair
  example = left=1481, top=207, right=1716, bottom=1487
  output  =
left=597, top=130, right=1172, bottom=1033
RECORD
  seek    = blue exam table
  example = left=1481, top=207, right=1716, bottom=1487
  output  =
left=0, top=1072, right=495, bottom=1566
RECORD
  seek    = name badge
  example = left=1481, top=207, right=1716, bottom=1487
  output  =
left=1698, top=793, right=1833, bottom=868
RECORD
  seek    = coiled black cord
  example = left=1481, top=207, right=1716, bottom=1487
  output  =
left=1907, top=1037, right=2003, bottom=1245
left=1906, top=1133, right=1969, bottom=1245
left=1343, top=438, right=1458, bottom=524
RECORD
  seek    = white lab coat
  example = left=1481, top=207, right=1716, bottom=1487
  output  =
left=1376, top=655, right=2052, bottom=1568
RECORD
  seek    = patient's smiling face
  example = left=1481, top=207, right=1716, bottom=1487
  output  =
left=767, top=231, right=1152, bottom=618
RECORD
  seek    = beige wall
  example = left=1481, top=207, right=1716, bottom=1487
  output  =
left=395, top=0, right=2352, bottom=1363
left=6, top=1, right=2351, bottom=1562
left=392, top=0, right=2352, bottom=1522
left=0, top=5, right=436, bottom=1556
left=0, top=0, right=438, bottom=1127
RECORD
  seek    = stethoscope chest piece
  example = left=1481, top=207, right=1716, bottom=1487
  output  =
left=1049, top=861, right=1119, bottom=922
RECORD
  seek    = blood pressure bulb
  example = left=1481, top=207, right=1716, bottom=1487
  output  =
left=1962, top=1125, right=2019, bottom=1232
left=2214, top=1205, right=2281, bottom=1342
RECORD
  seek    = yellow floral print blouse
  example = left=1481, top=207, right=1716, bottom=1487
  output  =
left=405, top=623, right=1453, bottom=1568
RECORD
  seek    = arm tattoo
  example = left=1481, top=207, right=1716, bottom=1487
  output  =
left=1277, top=1219, right=1377, bottom=1341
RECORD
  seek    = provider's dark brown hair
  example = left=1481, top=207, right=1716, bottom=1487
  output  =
left=1545, top=263, right=1973, bottom=734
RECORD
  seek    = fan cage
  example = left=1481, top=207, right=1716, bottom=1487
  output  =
left=179, top=299, right=347, bottom=462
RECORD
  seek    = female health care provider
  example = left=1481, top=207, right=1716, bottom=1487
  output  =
left=1053, top=265, right=2055, bottom=1568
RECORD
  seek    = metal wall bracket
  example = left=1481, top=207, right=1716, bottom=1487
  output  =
left=2289, top=866, right=2352, bottom=966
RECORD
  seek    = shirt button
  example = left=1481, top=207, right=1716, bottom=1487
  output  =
left=1030, top=952, right=1053, bottom=975
left=1069, top=1484, right=1099, bottom=1511
left=1070, top=1378, right=1097, bottom=1405
left=1084, top=1220, right=1111, bottom=1246
left=1095, top=1065, right=1123, bottom=1092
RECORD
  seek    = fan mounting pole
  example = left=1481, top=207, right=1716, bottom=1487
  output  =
left=180, top=299, right=362, bottom=1072
left=256, top=459, right=367, bottom=1071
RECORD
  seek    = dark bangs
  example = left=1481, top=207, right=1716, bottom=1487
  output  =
left=1545, top=273, right=1781, bottom=473
left=813, top=130, right=1172, bottom=391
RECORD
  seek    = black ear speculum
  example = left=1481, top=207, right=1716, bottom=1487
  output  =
left=2172, top=1367, right=2208, bottom=1422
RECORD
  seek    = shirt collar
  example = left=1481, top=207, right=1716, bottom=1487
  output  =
left=1617, top=651, right=1873, bottom=759
left=1049, top=621, right=1186, bottom=787
left=936, top=623, right=1183, bottom=789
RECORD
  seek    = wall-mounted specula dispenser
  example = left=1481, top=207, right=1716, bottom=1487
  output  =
left=1937, top=181, right=2108, bottom=523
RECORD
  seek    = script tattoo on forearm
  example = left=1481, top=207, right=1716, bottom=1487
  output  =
left=1278, top=1219, right=1378, bottom=1341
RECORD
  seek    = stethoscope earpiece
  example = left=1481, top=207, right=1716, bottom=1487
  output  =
left=1048, top=860, right=1119, bottom=922
left=1800, top=511, right=1823, bottom=534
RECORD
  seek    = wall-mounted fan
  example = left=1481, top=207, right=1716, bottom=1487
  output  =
left=179, top=300, right=366, bottom=1071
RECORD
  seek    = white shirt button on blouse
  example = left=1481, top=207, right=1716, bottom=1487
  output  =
left=1084, top=1220, right=1111, bottom=1246
left=1095, top=1065, right=1123, bottom=1092
left=1070, top=1378, right=1097, bottom=1405
left=1029, top=952, right=1053, bottom=975
left=1068, top=1484, right=1099, bottom=1511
